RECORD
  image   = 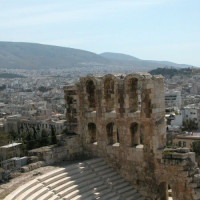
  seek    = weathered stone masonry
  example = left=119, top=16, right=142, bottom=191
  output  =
left=64, top=73, right=200, bottom=200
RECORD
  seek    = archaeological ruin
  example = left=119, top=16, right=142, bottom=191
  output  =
left=64, top=73, right=200, bottom=200
left=4, top=73, right=200, bottom=200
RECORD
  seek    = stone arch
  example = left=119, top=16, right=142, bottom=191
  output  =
left=130, top=122, right=139, bottom=146
left=124, top=74, right=143, bottom=113
left=103, top=74, right=116, bottom=112
left=157, top=182, right=168, bottom=200
left=168, top=184, right=173, bottom=199
left=85, top=79, right=96, bottom=110
left=88, top=122, right=97, bottom=143
left=106, top=122, right=115, bottom=145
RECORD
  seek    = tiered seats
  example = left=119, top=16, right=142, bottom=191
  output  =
left=4, top=158, right=145, bottom=200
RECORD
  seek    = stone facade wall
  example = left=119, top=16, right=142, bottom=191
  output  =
left=64, top=73, right=200, bottom=200
left=28, top=135, right=83, bottom=164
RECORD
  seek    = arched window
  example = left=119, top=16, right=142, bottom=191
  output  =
left=127, top=78, right=138, bottom=112
left=168, top=184, right=173, bottom=199
left=141, top=88, right=152, bottom=118
left=106, top=122, right=114, bottom=145
left=86, top=80, right=96, bottom=110
left=158, top=182, right=169, bottom=200
left=130, top=122, right=139, bottom=146
left=88, top=123, right=97, bottom=143
left=117, top=128, right=120, bottom=143
left=104, top=78, right=115, bottom=112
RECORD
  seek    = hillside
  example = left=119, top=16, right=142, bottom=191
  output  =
left=0, top=73, right=25, bottom=78
left=0, top=42, right=110, bottom=69
left=0, top=42, right=196, bottom=71
left=100, top=52, right=193, bottom=69
left=149, top=67, right=193, bottom=77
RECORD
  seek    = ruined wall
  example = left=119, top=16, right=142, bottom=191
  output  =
left=64, top=73, right=200, bottom=200
left=28, top=135, right=83, bottom=164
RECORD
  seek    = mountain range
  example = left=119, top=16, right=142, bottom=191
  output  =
left=0, top=41, right=196, bottom=71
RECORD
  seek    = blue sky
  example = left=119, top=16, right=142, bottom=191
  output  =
left=0, top=0, right=200, bottom=66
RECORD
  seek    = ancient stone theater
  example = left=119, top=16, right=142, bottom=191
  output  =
left=4, top=73, right=200, bottom=200
left=64, top=73, right=200, bottom=200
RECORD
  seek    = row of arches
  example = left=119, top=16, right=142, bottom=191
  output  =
left=85, top=77, right=140, bottom=112
left=87, top=122, right=143, bottom=147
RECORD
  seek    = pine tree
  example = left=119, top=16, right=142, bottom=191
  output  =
left=39, top=129, right=50, bottom=147
left=26, top=132, right=35, bottom=150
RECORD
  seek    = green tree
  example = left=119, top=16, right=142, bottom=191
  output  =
left=50, top=125, right=57, bottom=145
left=191, top=141, right=200, bottom=155
left=182, top=119, right=198, bottom=131
left=39, top=129, right=50, bottom=147
left=26, top=132, right=35, bottom=150
left=0, top=131, right=10, bottom=146
left=8, top=129, right=18, bottom=141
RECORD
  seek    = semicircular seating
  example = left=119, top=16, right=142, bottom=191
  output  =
left=4, top=158, right=145, bottom=200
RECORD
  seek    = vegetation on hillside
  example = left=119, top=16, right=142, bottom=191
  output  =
left=191, top=141, right=200, bottom=155
left=0, top=73, right=25, bottom=79
left=182, top=119, right=198, bottom=131
left=0, top=127, right=58, bottom=153
left=149, top=67, right=193, bottom=77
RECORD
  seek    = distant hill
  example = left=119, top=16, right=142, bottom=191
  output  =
left=0, top=42, right=110, bottom=69
left=100, top=52, right=194, bottom=69
left=0, top=42, right=196, bottom=71
left=100, top=52, right=140, bottom=61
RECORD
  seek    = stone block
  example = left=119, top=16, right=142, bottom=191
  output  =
left=177, top=148, right=190, bottom=153
left=172, top=153, right=188, bottom=160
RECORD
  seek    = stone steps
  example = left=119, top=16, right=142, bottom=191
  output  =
left=53, top=172, right=95, bottom=193
left=4, top=179, right=39, bottom=200
left=70, top=183, right=110, bottom=200
left=60, top=177, right=104, bottom=198
left=4, top=158, right=145, bottom=200
left=37, top=191, right=55, bottom=200
left=26, top=187, right=49, bottom=200
left=62, top=180, right=104, bottom=200
left=43, top=166, right=86, bottom=186
left=16, top=182, right=44, bottom=200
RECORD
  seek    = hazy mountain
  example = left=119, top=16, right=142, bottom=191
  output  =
left=100, top=52, right=140, bottom=61
left=0, top=41, right=111, bottom=69
left=100, top=52, right=194, bottom=69
left=0, top=42, right=196, bottom=71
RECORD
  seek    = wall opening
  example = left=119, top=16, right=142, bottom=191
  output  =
left=88, top=122, right=97, bottom=143
left=140, top=129, right=143, bottom=144
left=86, top=80, right=96, bottom=110
left=117, top=128, right=120, bottom=143
left=127, top=78, right=138, bottom=112
left=142, top=88, right=152, bottom=118
left=158, top=182, right=169, bottom=200
left=130, top=122, right=139, bottom=146
left=107, top=122, right=114, bottom=145
left=104, top=78, right=115, bottom=112
left=168, top=184, right=173, bottom=199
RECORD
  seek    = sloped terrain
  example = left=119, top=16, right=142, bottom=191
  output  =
left=0, top=41, right=195, bottom=71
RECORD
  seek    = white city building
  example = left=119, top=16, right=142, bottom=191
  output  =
left=165, top=90, right=182, bottom=109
